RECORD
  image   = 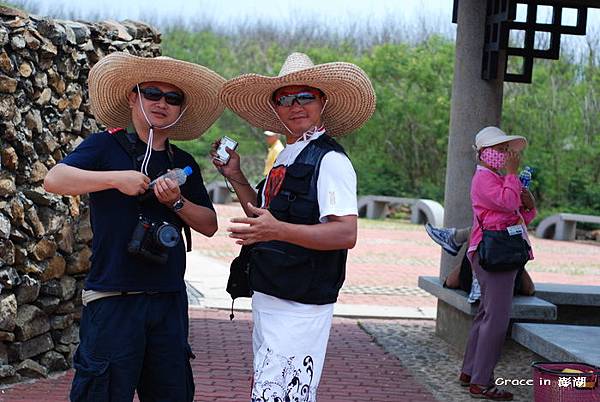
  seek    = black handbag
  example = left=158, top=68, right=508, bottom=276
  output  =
left=226, top=245, right=253, bottom=319
left=477, top=216, right=531, bottom=272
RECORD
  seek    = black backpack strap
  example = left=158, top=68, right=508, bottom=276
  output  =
left=319, top=133, right=348, bottom=156
left=108, top=128, right=140, bottom=170
left=168, top=142, right=192, bottom=252
left=165, top=138, right=175, bottom=167
left=255, top=177, right=266, bottom=208
left=183, top=226, right=192, bottom=252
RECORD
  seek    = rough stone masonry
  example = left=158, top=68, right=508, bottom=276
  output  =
left=0, top=5, right=161, bottom=385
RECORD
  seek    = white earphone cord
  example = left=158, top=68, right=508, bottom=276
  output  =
left=135, top=84, right=189, bottom=175
left=266, top=98, right=328, bottom=142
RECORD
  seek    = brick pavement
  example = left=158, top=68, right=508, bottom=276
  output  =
left=2, top=203, right=598, bottom=401
left=0, top=309, right=437, bottom=402
left=194, top=204, right=600, bottom=308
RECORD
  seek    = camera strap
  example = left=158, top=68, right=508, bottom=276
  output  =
left=109, top=129, right=193, bottom=252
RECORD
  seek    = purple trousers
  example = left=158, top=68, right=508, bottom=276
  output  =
left=461, top=254, right=519, bottom=386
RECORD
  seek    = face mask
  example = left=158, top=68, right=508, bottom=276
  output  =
left=480, top=148, right=507, bottom=170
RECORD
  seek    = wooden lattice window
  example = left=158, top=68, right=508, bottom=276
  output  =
left=453, top=0, right=599, bottom=83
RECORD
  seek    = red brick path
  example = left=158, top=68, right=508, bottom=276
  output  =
left=2, top=204, right=598, bottom=401
left=1, top=310, right=436, bottom=402
left=196, top=205, right=600, bottom=308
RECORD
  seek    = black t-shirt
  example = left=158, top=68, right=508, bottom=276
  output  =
left=61, top=131, right=214, bottom=292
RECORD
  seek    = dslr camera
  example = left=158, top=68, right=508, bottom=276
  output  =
left=127, top=216, right=180, bottom=265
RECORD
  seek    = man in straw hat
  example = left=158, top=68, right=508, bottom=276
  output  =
left=44, top=52, right=225, bottom=401
left=213, top=52, right=375, bottom=401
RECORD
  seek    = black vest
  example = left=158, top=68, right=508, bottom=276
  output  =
left=250, top=134, right=349, bottom=304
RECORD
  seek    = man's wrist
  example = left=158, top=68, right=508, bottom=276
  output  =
left=172, top=197, right=185, bottom=212
left=228, top=172, right=251, bottom=187
left=105, top=171, right=119, bottom=189
left=228, top=170, right=245, bottom=180
left=275, top=220, right=289, bottom=242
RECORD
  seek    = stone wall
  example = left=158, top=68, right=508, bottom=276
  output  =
left=0, top=6, right=161, bottom=384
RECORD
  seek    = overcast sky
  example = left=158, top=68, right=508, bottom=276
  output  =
left=20, top=0, right=453, bottom=25
left=13, top=0, right=600, bottom=49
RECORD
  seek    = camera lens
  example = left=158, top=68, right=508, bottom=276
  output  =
left=155, top=223, right=180, bottom=248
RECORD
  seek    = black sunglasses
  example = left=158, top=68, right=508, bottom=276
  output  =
left=274, top=91, right=320, bottom=107
left=136, top=87, right=184, bottom=106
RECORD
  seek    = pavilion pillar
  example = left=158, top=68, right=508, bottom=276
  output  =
left=436, top=0, right=506, bottom=352
left=440, top=0, right=505, bottom=281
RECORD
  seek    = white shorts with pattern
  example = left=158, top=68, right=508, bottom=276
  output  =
left=250, top=292, right=334, bottom=402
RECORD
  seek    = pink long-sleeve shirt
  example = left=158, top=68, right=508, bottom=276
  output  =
left=467, top=165, right=537, bottom=259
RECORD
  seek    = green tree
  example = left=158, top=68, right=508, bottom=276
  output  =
left=158, top=28, right=600, bottom=217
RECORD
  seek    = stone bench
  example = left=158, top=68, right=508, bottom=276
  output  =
left=410, top=199, right=445, bottom=227
left=534, top=283, right=600, bottom=326
left=357, top=195, right=417, bottom=219
left=357, top=195, right=444, bottom=226
left=206, top=180, right=232, bottom=204
left=512, top=323, right=600, bottom=366
left=535, top=213, right=600, bottom=241
left=418, top=276, right=557, bottom=319
left=418, top=276, right=557, bottom=352
left=535, top=283, right=600, bottom=307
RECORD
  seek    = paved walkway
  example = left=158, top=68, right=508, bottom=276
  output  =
left=2, top=204, right=599, bottom=401
left=195, top=205, right=600, bottom=312
left=0, top=310, right=436, bottom=402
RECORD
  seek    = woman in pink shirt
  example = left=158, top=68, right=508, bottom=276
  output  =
left=460, top=127, right=536, bottom=401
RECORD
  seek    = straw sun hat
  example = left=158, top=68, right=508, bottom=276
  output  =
left=88, top=52, right=225, bottom=140
left=220, top=52, right=376, bottom=137
left=475, top=126, right=528, bottom=152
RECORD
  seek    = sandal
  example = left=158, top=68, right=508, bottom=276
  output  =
left=469, top=384, right=513, bottom=400
left=459, top=372, right=471, bottom=387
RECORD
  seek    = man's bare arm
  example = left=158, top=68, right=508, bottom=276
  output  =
left=228, top=203, right=357, bottom=250
left=210, top=140, right=258, bottom=217
left=44, top=164, right=150, bottom=196
left=174, top=198, right=218, bottom=237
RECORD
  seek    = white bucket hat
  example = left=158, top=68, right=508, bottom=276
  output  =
left=475, top=126, right=527, bottom=151
left=219, top=52, right=376, bottom=137
left=88, top=52, right=225, bottom=140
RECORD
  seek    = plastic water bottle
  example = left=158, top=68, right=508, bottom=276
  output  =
left=519, top=166, right=533, bottom=189
left=149, top=166, right=192, bottom=189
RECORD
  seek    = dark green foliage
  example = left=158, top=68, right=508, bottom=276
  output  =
left=163, top=29, right=600, bottom=217
left=503, top=57, right=600, bottom=216
left=5, top=1, right=598, bottom=218
left=164, top=31, right=456, bottom=197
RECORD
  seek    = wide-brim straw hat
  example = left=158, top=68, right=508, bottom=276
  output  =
left=220, top=52, right=376, bottom=137
left=88, top=52, right=225, bottom=140
left=475, top=126, right=527, bottom=151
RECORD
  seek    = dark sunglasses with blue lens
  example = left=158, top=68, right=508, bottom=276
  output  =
left=273, top=90, right=322, bottom=107
left=135, top=86, right=184, bottom=106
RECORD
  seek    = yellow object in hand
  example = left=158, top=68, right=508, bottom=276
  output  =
left=561, top=368, right=583, bottom=374
left=561, top=368, right=597, bottom=389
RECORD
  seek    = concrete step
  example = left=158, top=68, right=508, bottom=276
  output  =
left=535, top=283, right=600, bottom=306
left=512, top=323, right=600, bottom=366
left=418, top=276, right=557, bottom=320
